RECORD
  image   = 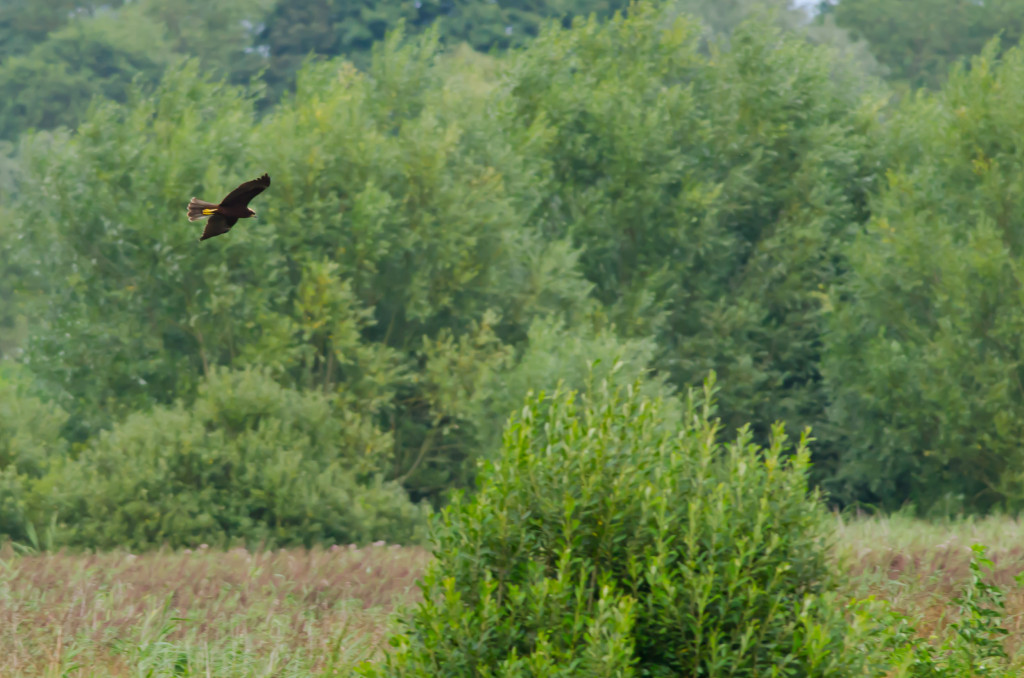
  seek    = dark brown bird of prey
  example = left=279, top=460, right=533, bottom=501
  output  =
left=187, top=173, right=270, bottom=241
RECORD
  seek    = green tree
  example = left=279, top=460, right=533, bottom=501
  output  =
left=823, top=41, right=1024, bottom=513
left=0, top=0, right=273, bottom=143
left=12, top=36, right=595, bottom=503
left=368, top=376, right=868, bottom=676
left=667, top=0, right=884, bottom=93
left=502, top=3, right=881, bottom=444
left=0, top=202, right=34, bottom=357
left=0, top=0, right=125, bottom=61
left=254, top=0, right=632, bottom=98
left=138, top=0, right=273, bottom=85
left=829, top=0, right=1024, bottom=89
left=245, top=40, right=596, bottom=498
left=13, top=61, right=266, bottom=438
left=0, top=362, right=68, bottom=543
left=669, top=0, right=806, bottom=37
left=0, top=7, right=174, bottom=140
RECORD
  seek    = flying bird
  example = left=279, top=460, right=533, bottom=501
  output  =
left=187, top=173, right=271, bottom=241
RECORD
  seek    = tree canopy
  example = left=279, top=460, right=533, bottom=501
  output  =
left=827, top=0, right=1024, bottom=89
left=7, top=0, right=1024, bottom=548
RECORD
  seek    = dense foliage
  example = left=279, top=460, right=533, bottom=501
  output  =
left=6, top=2, right=874, bottom=528
left=0, top=0, right=891, bottom=144
left=0, top=0, right=269, bottom=142
left=255, top=0, right=634, bottom=97
left=827, top=0, right=1024, bottom=89
left=503, top=7, right=878, bottom=443
left=5, top=0, right=1024, bottom=548
left=0, top=363, right=68, bottom=543
left=42, top=368, right=426, bottom=550
left=823, top=43, right=1024, bottom=513
left=0, top=0, right=637, bottom=142
left=368, top=377, right=869, bottom=677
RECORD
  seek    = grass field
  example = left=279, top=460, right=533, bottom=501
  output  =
left=0, top=543, right=431, bottom=677
left=4, top=515, right=1024, bottom=676
left=836, top=513, right=1024, bottom=661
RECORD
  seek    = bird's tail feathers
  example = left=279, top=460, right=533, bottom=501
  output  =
left=187, top=197, right=218, bottom=222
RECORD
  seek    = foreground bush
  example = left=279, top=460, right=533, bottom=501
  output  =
left=368, top=375, right=866, bottom=677
left=20, top=368, right=428, bottom=550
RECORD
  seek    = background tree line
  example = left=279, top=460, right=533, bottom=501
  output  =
left=0, top=0, right=1014, bottom=146
left=4, top=0, right=1024, bottom=548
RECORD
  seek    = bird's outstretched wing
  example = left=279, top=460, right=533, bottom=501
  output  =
left=199, top=214, right=238, bottom=241
left=219, top=173, right=271, bottom=209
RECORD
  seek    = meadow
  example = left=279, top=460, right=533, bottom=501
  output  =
left=0, top=543, right=431, bottom=676
left=4, top=515, right=1024, bottom=677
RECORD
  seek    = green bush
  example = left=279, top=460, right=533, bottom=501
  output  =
left=0, top=363, right=68, bottom=478
left=368, top=374, right=866, bottom=677
left=41, top=368, right=427, bottom=550
left=0, top=363, right=68, bottom=543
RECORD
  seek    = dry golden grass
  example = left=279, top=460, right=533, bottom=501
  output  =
left=834, top=513, right=1024, bottom=655
left=5, top=515, right=1024, bottom=676
left=0, top=543, right=431, bottom=677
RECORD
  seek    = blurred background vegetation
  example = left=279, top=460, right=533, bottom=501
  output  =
left=3, top=0, right=1024, bottom=549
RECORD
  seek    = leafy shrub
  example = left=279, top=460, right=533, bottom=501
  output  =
left=367, top=374, right=867, bottom=677
left=43, top=368, right=427, bottom=550
left=0, top=363, right=68, bottom=478
left=0, top=363, right=68, bottom=543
